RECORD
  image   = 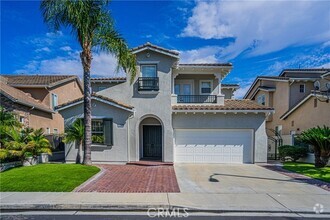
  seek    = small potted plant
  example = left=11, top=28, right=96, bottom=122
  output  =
left=23, top=152, right=38, bottom=166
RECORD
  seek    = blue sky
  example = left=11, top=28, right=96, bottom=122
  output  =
left=1, top=0, right=329, bottom=97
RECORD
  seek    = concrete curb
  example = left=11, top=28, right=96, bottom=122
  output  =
left=1, top=204, right=329, bottom=214
left=73, top=166, right=105, bottom=192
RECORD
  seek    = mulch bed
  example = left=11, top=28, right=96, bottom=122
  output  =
left=75, top=164, right=180, bottom=193
left=261, top=164, right=330, bottom=192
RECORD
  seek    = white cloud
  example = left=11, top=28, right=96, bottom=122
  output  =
left=234, top=84, right=252, bottom=99
left=263, top=52, right=330, bottom=76
left=15, top=51, right=123, bottom=78
left=60, top=46, right=72, bottom=51
left=181, top=1, right=330, bottom=59
left=179, top=46, right=223, bottom=63
left=34, top=47, right=51, bottom=53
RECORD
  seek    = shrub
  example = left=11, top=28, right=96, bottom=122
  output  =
left=278, top=145, right=308, bottom=162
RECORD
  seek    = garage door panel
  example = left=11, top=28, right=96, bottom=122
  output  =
left=174, top=129, right=253, bottom=164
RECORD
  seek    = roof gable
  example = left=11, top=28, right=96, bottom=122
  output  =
left=131, top=42, right=179, bottom=58
left=56, top=93, right=134, bottom=112
left=1, top=75, right=83, bottom=91
left=0, top=80, right=53, bottom=113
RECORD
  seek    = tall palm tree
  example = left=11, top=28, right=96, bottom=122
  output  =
left=64, top=119, right=84, bottom=164
left=40, top=0, right=136, bottom=165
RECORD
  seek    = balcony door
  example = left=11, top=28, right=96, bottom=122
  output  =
left=175, top=80, right=193, bottom=95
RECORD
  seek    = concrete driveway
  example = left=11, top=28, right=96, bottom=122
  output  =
left=175, top=164, right=329, bottom=195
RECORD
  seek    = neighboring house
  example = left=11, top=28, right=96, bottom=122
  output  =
left=57, top=42, right=273, bottom=164
left=244, top=68, right=330, bottom=158
left=0, top=75, right=83, bottom=134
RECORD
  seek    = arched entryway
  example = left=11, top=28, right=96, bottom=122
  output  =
left=139, top=116, right=163, bottom=161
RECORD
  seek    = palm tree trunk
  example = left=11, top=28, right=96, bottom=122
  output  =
left=81, top=48, right=92, bottom=165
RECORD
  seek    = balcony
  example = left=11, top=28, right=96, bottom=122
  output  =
left=138, top=77, right=159, bottom=91
left=177, top=95, right=217, bottom=104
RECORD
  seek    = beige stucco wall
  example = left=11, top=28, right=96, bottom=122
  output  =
left=28, top=110, right=65, bottom=134
left=281, top=97, right=330, bottom=134
left=19, top=80, right=82, bottom=107
left=49, top=81, right=83, bottom=106
left=289, top=81, right=314, bottom=108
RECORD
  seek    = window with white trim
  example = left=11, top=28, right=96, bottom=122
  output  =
left=91, top=119, right=113, bottom=145
left=257, top=94, right=266, bottom=106
left=299, top=84, right=305, bottom=93
left=51, top=93, right=58, bottom=108
left=141, top=65, right=157, bottom=77
left=200, top=80, right=212, bottom=94
left=53, top=128, right=58, bottom=134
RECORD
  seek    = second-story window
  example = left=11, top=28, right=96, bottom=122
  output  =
left=257, top=94, right=266, bottom=105
left=51, top=93, right=58, bottom=108
left=299, top=84, right=305, bottom=93
left=200, top=80, right=212, bottom=94
left=141, top=65, right=157, bottom=77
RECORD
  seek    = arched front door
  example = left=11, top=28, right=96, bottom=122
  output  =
left=143, top=125, right=162, bottom=158
left=139, top=117, right=162, bottom=160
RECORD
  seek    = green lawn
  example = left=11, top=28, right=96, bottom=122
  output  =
left=0, top=164, right=100, bottom=192
left=283, top=162, right=330, bottom=183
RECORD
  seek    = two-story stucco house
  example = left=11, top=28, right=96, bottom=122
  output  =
left=0, top=75, right=83, bottom=134
left=57, top=43, right=273, bottom=164
left=244, top=68, right=330, bottom=158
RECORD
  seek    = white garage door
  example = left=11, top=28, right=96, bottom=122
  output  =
left=174, top=129, right=253, bottom=164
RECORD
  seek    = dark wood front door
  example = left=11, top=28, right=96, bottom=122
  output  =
left=143, top=125, right=162, bottom=159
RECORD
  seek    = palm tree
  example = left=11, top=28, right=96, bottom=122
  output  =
left=3, top=127, right=30, bottom=160
left=64, top=119, right=84, bottom=164
left=298, top=126, right=330, bottom=168
left=0, top=107, right=21, bottom=128
left=0, top=107, right=21, bottom=147
left=40, top=0, right=137, bottom=165
left=26, top=128, right=52, bottom=158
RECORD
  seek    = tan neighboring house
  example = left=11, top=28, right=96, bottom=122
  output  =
left=0, top=75, right=83, bottom=134
left=244, top=68, right=330, bottom=158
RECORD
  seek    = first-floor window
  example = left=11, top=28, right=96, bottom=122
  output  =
left=91, top=119, right=113, bottom=145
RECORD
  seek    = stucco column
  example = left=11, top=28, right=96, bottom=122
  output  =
left=214, top=73, right=224, bottom=105
left=172, top=72, right=179, bottom=94
left=214, top=73, right=223, bottom=95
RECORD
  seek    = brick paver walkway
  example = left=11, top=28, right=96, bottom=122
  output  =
left=76, top=164, right=180, bottom=193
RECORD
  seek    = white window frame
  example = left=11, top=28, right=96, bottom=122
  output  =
left=257, top=94, right=266, bottom=106
left=299, top=84, right=305, bottom=93
left=53, top=128, right=58, bottom=134
left=140, top=64, right=157, bottom=78
left=199, top=80, right=213, bottom=95
left=51, top=93, right=58, bottom=108
left=175, top=80, right=194, bottom=95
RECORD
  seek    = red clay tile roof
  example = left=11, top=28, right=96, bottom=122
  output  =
left=172, top=99, right=274, bottom=111
left=131, top=42, right=179, bottom=56
left=222, top=83, right=239, bottom=88
left=279, top=68, right=330, bottom=76
left=0, top=79, right=53, bottom=113
left=56, top=93, right=134, bottom=110
left=1, top=75, right=79, bottom=88
left=179, top=63, right=232, bottom=67
left=91, top=77, right=127, bottom=82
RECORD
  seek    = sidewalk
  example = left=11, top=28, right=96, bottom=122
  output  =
left=1, top=192, right=329, bottom=214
